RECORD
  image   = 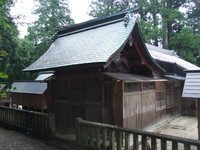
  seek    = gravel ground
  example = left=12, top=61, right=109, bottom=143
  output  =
left=147, top=116, right=198, bottom=140
left=0, top=127, right=60, bottom=150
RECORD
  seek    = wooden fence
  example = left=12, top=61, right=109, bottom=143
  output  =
left=76, top=118, right=200, bottom=150
left=0, top=106, right=55, bottom=136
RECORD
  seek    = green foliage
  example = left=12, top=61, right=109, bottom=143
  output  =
left=27, top=0, right=74, bottom=57
left=0, top=0, right=19, bottom=78
left=89, top=0, right=129, bottom=18
left=7, top=38, right=37, bottom=81
left=0, top=72, right=8, bottom=79
left=186, top=0, right=200, bottom=34
left=170, top=27, right=200, bottom=65
left=0, top=0, right=9, bottom=97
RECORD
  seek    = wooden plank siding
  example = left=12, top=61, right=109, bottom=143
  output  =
left=51, top=71, right=189, bottom=130
left=123, top=92, right=142, bottom=129
left=123, top=90, right=156, bottom=129
left=122, top=80, right=185, bottom=130
left=12, top=92, right=48, bottom=112
left=52, top=73, right=106, bottom=129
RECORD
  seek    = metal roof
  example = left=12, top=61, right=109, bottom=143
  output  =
left=146, top=44, right=200, bottom=71
left=182, top=72, right=200, bottom=98
left=35, top=72, right=54, bottom=81
left=104, top=72, right=167, bottom=82
left=24, top=15, right=136, bottom=72
left=164, top=75, right=185, bottom=80
left=11, top=82, right=47, bottom=94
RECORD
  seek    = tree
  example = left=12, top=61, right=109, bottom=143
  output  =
left=159, top=0, right=186, bottom=48
left=0, top=0, right=18, bottom=80
left=89, top=0, right=130, bottom=18
left=0, top=0, right=15, bottom=96
left=7, top=38, right=37, bottom=81
left=170, top=27, right=200, bottom=65
left=27, top=0, right=74, bottom=57
left=185, top=0, right=200, bottom=34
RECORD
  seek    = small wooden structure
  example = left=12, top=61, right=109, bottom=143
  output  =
left=10, top=72, right=54, bottom=112
left=182, top=70, right=200, bottom=140
left=11, top=81, right=50, bottom=112
left=23, top=10, right=200, bottom=130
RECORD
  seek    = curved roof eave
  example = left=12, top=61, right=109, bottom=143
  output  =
left=134, top=23, right=165, bottom=73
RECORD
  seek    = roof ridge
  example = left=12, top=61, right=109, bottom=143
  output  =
left=56, top=7, right=140, bottom=37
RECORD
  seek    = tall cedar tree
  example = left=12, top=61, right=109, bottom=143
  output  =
left=0, top=0, right=18, bottom=81
left=27, top=0, right=74, bottom=57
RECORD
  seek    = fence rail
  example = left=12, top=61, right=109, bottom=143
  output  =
left=0, top=106, right=55, bottom=136
left=76, top=118, right=200, bottom=150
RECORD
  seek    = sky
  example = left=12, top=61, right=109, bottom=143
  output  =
left=10, top=0, right=93, bottom=38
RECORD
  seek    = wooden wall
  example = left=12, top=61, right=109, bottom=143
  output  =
left=123, top=89, right=156, bottom=130
left=122, top=80, right=185, bottom=130
left=52, top=73, right=105, bottom=129
left=52, top=72, right=192, bottom=130
left=12, top=92, right=48, bottom=112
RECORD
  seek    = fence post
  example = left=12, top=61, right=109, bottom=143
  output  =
left=49, top=113, right=55, bottom=135
left=76, top=118, right=82, bottom=144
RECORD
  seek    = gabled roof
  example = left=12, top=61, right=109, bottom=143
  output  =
left=23, top=10, right=162, bottom=73
left=146, top=44, right=200, bottom=71
left=11, top=81, right=47, bottom=94
left=24, top=15, right=135, bottom=71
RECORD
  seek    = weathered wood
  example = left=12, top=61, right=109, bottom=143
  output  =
left=0, top=106, right=55, bottom=136
left=117, top=131, right=123, bottom=150
left=113, top=81, right=123, bottom=126
left=49, top=113, right=55, bottom=135
left=172, top=141, right=178, bottom=150
left=90, top=126, right=95, bottom=147
left=142, top=135, right=148, bottom=150
left=123, top=89, right=156, bottom=130
left=83, top=125, right=88, bottom=145
left=184, top=143, right=190, bottom=150
left=96, top=127, right=101, bottom=149
left=102, top=128, right=107, bottom=149
left=133, top=133, right=139, bottom=150
left=75, top=118, right=81, bottom=144
left=161, top=139, right=167, bottom=150
left=77, top=118, right=200, bottom=150
left=109, top=129, right=115, bottom=150
left=151, top=137, right=157, bottom=150
left=197, top=145, right=200, bottom=150
left=12, top=92, right=48, bottom=112
left=125, top=132, right=130, bottom=150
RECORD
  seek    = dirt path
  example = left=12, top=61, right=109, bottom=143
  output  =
left=0, top=127, right=60, bottom=150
